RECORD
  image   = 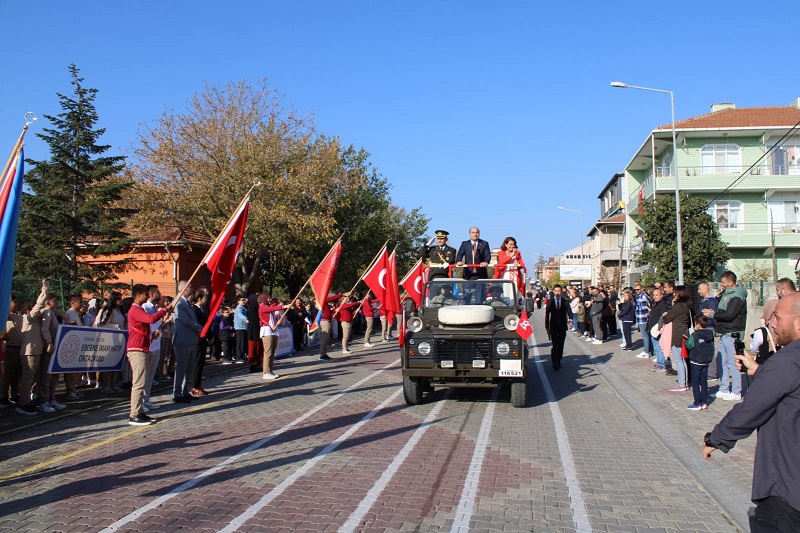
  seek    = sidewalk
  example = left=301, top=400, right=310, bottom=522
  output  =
left=560, top=324, right=755, bottom=531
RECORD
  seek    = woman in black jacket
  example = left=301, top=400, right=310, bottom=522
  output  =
left=617, top=289, right=636, bottom=350
left=663, top=285, right=692, bottom=391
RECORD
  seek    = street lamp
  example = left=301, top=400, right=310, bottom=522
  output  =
left=558, top=206, right=584, bottom=281
left=611, top=81, right=684, bottom=285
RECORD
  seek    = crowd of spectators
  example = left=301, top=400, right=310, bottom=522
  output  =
left=0, top=280, right=394, bottom=426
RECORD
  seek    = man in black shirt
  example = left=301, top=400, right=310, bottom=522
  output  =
left=702, top=293, right=800, bottom=531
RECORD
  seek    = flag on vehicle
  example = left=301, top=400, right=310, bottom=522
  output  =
left=400, top=259, right=424, bottom=307
left=516, top=309, right=532, bottom=342
left=398, top=309, right=407, bottom=347
left=310, top=237, right=343, bottom=304
left=0, top=148, right=24, bottom=323
left=200, top=198, right=250, bottom=337
left=362, top=245, right=389, bottom=301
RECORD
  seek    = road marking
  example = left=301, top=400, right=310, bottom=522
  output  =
left=450, top=388, right=499, bottom=533
left=530, top=331, right=593, bottom=533
left=218, top=387, right=404, bottom=533
left=0, top=360, right=330, bottom=485
left=99, top=359, right=399, bottom=533
left=339, top=392, right=451, bottom=533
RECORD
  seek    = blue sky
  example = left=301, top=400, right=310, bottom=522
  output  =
left=3, top=1, right=799, bottom=265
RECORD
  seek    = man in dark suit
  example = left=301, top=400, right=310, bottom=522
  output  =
left=545, top=284, right=570, bottom=371
left=456, top=226, right=491, bottom=280
left=172, top=280, right=203, bottom=403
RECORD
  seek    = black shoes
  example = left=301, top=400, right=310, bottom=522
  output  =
left=319, top=355, right=332, bottom=361
left=129, top=413, right=156, bottom=426
left=173, top=396, right=192, bottom=403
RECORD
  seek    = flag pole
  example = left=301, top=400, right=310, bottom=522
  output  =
left=173, top=184, right=257, bottom=302
left=276, top=234, right=344, bottom=324
left=1, top=114, right=36, bottom=184
left=333, top=240, right=389, bottom=319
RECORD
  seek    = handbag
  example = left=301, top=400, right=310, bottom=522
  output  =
left=650, top=323, right=661, bottom=339
left=680, top=335, right=689, bottom=359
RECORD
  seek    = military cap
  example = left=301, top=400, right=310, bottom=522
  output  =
left=435, top=230, right=449, bottom=238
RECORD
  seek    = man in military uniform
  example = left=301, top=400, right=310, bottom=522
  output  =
left=421, top=230, right=457, bottom=280
left=429, top=285, right=462, bottom=307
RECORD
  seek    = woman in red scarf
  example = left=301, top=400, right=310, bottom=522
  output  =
left=493, top=236, right=526, bottom=292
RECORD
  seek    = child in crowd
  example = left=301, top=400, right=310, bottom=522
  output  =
left=685, top=315, right=714, bottom=410
left=219, top=306, right=234, bottom=364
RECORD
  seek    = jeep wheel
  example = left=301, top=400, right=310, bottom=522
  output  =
left=510, top=380, right=527, bottom=408
left=403, top=376, right=424, bottom=405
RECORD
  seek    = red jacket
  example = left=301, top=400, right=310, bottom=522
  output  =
left=258, top=304, right=284, bottom=327
left=337, top=301, right=360, bottom=323
left=320, top=294, right=344, bottom=320
left=127, top=304, right=167, bottom=353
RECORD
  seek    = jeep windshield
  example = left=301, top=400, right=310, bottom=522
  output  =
left=424, top=279, right=516, bottom=307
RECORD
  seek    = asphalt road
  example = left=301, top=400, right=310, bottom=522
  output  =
left=0, top=311, right=756, bottom=532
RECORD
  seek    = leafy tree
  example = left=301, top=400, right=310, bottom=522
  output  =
left=635, top=194, right=730, bottom=284
left=127, top=80, right=428, bottom=296
left=16, top=64, right=135, bottom=294
left=739, top=259, right=772, bottom=282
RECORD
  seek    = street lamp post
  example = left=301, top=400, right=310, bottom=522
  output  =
left=611, top=81, right=684, bottom=285
left=558, top=206, right=584, bottom=282
left=544, top=242, right=560, bottom=282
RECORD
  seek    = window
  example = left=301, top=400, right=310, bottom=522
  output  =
left=706, top=200, right=743, bottom=230
left=657, top=152, right=672, bottom=177
left=768, top=192, right=800, bottom=231
left=701, top=144, right=741, bottom=174
left=767, top=143, right=800, bottom=175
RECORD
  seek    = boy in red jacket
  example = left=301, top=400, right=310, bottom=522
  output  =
left=127, top=284, right=170, bottom=426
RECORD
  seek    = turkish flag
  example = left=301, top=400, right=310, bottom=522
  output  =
left=362, top=247, right=389, bottom=301
left=310, top=239, right=343, bottom=304
left=200, top=199, right=250, bottom=337
left=386, top=250, right=402, bottom=316
left=398, top=310, right=407, bottom=347
left=516, top=309, right=533, bottom=342
left=400, top=259, right=424, bottom=307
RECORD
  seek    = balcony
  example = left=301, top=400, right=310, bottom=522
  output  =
left=628, top=164, right=800, bottom=213
left=708, top=222, right=800, bottom=248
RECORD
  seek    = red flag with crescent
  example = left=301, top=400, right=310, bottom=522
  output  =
left=400, top=259, right=424, bottom=307
left=310, top=238, right=343, bottom=304
left=386, top=250, right=402, bottom=316
left=516, top=309, right=532, bottom=342
left=362, top=247, right=389, bottom=301
left=200, top=199, right=250, bottom=337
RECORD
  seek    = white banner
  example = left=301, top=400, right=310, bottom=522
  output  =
left=275, top=325, right=295, bottom=359
left=560, top=264, right=592, bottom=280
left=48, top=325, right=128, bottom=374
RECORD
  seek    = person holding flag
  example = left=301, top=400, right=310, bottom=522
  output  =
left=362, top=290, right=376, bottom=348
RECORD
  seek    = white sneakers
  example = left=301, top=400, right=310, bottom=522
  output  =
left=342, top=349, right=353, bottom=354
left=635, top=352, right=650, bottom=359
left=592, top=339, right=603, bottom=345
left=712, top=390, right=742, bottom=401
left=364, top=343, right=374, bottom=348
left=262, top=372, right=279, bottom=380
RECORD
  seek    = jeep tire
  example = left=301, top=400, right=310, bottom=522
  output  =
left=403, top=376, right=424, bottom=405
left=510, top=379, right=527, bottom=408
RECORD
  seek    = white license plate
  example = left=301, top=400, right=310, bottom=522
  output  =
left=499, top=359, right=522, bottom=377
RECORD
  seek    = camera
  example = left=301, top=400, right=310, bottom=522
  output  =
left=730, top=331, right=745, bottom=356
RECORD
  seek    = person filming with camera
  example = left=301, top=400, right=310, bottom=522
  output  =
left=703, top=271, right=747, bottom=402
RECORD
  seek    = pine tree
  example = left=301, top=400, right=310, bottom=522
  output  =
left=16, top=64, right=136, bottom=294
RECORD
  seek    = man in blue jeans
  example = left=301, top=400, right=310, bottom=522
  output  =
left=704, top=271, right=747, bottom=402
left=634, top=282, right=651, bottom=359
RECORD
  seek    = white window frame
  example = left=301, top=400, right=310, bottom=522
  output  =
left=701, top=144, right=741, bottom=174
left=768, top=192, right=800, bottom=231
left=707, top=200, right=743, bottom=230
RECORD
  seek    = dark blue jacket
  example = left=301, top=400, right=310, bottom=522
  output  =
left=617, top=300, right=635, bottom=322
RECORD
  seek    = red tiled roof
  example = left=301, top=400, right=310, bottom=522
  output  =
left=125, top=225, right=215, bottom=246
left=597, top=214, right=625, bottom=224
left=656, top=106, right=800, bottom=130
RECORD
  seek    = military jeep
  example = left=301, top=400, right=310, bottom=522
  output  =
left=401, top=278, right=529, bottom=407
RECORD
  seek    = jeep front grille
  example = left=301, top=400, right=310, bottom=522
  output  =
left=434, top=339, right=494, bottom=364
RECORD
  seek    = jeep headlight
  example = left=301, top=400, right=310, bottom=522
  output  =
left=418, top=342, right=431, bottom=355
left=496, top=342, right=510, bottom=356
